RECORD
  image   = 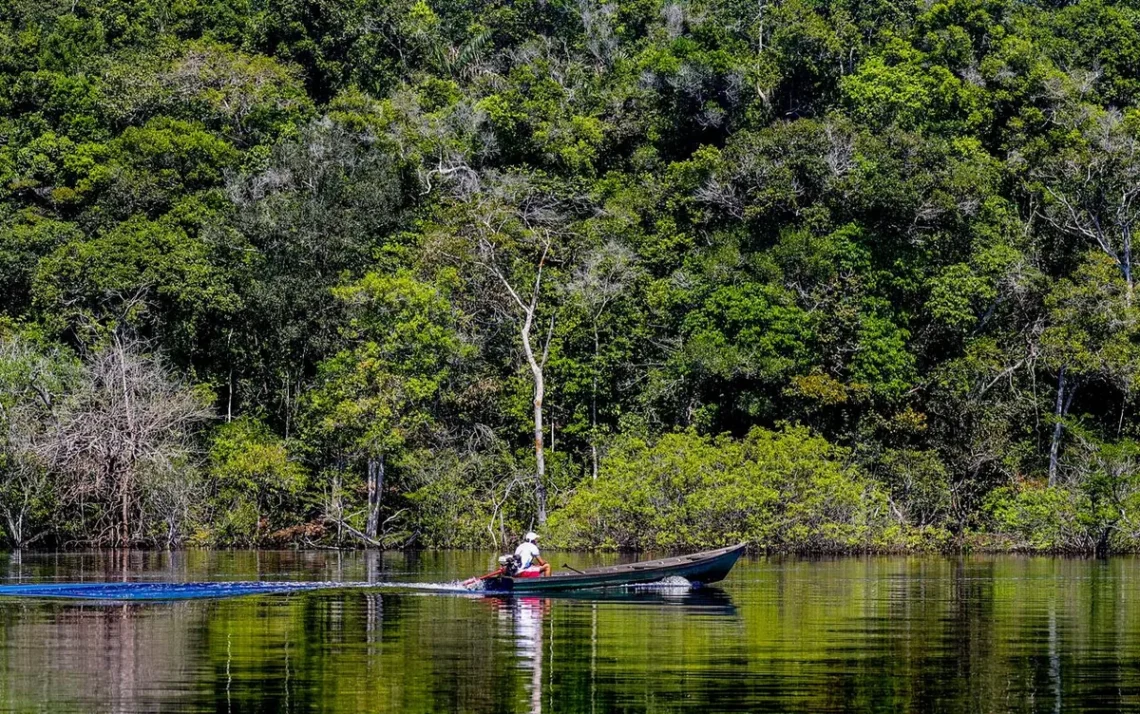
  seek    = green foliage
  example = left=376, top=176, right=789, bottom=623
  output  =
left=6, top=0, right=1140, bottom=551
left=205, top=416, right=306, bottom=545
left=305, top=270, right=468, bottom=460
left=549, top=426, right=895, bottom=551
left=400, top=448, right=502, bottom=549
left=0, top=213, right=81, bottom=316
left=301, top=271, right=469, bottom=541
left=32, top=213, right=238, bottom=348
left=877, top=449, right=952, bottom=528
left=842, top=39, right=988, bottom=134
left=985, top=434, right=1140, bottom=552
left=1041, top=253, right=1140, bottom=388
left=985, top=484, right=1091, bottom=551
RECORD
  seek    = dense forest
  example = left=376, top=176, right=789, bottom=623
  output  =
left=2, top=0, right=1139, bottom=552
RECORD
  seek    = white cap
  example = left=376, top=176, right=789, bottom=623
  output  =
left=524, top=531, right=539, bottom=542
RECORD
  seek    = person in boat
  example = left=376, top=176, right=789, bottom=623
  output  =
left=514, top=531, right=551, bottom=578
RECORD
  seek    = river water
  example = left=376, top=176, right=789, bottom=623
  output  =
left=0, top=551, right=1136, bottom=712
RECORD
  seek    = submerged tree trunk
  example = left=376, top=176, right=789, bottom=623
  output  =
left=1095, top=524, right=1113, bottom=558
left=365, top=455, right=384, bottom=540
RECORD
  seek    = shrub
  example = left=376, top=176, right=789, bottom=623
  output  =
left=205, top=417, right=307, bottom=545
left=548, top=426, right=895, bottom=551
left=984, top=483, right=1092, bottom=552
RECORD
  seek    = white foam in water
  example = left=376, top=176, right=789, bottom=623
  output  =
left=627, top=576, right=694, bottom=590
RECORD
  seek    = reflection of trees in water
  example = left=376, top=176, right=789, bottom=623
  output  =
left=7, top=558, right=1140, bottom=711
left=0, top=601, right=205, bottom=713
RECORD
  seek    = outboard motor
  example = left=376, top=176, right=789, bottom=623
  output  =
left=463, top=554, right=522, bottom=590
left=497, top=554, right=522, bottom=577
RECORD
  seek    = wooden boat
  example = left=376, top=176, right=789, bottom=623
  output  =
left=478, top=543, right=746, bottom=593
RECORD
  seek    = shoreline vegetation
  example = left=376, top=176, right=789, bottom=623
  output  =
left=4, top=0, right=1140, bottom=554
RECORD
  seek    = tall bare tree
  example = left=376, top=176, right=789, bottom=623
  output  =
left=446, top=175, right=568, bottom=525
left=476, top=231, right=556, bottom=524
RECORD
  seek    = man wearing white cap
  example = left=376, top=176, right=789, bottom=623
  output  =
left=514, top=531, right=551, bottom=578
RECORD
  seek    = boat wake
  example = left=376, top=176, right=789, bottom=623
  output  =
left=0, top=576, right=700, bottom=601
left=0, top=580, right=478, bottom=601
left=624, top=576, right=695, bottom=590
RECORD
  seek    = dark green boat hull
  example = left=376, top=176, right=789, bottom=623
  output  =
left=483, top=543, right=746, bottom=593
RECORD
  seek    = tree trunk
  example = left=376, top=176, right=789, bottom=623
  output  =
left=483, top=237, right=553, bottom=525
left=1095, top=526, right=1112, bottom=558
left=283, top=374, right=291, bottom=440
left=120, top=479, right=131, bottom=547
left=116, top=334, right=134, bottom=548
left=533, top=380, right=548, bottom=525
left=5, top=511, right=21, bottom=550
left=365, top=456, right=384, bottom=541
left=1048, top=366, right=1076, bottom=487
left=226, top=328, right=234, bottom=422
left=519, top=306, right=548, bottom=524
left=1124, top=230, right=1134, bottom=305
left=591, top=328, right=599, bottom=480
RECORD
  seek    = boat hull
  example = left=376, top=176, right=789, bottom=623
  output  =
left=483, top=543, right=746, bottom=593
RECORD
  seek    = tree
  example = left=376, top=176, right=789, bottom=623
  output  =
left=0, top=333, right=79, bottom=547
left=223, top=116, right=410, bottom=436
left=565, top=241, right=642, bottom=478
left=1068, top=431, right=1140, bottom=556
left=548, top=426, right=892, bottom=551
left=32, top=214, right=239, bottom=359
left=35, top=333, right=212, bottom=546
left=436, top=173, right=575, bottom=526
left=1036, top=109, right=1140, bottom=303
left=206, top=416, right=306, bottom=544
left=1041, top=254, right=1140, bottom=484
left=305, top=271, right=467, bottom=541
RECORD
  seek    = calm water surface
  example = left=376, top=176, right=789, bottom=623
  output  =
left=0, top=551, right=1136, bottom=712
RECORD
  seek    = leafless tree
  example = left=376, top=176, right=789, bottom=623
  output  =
left=477, top=233, right=556, bottom=524
left=578, top=0, right=620, bottom=66
left=35, top=334, right=212, bottom=546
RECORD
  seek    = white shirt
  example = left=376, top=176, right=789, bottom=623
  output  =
left=514, top=541, right=541, bottom=569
